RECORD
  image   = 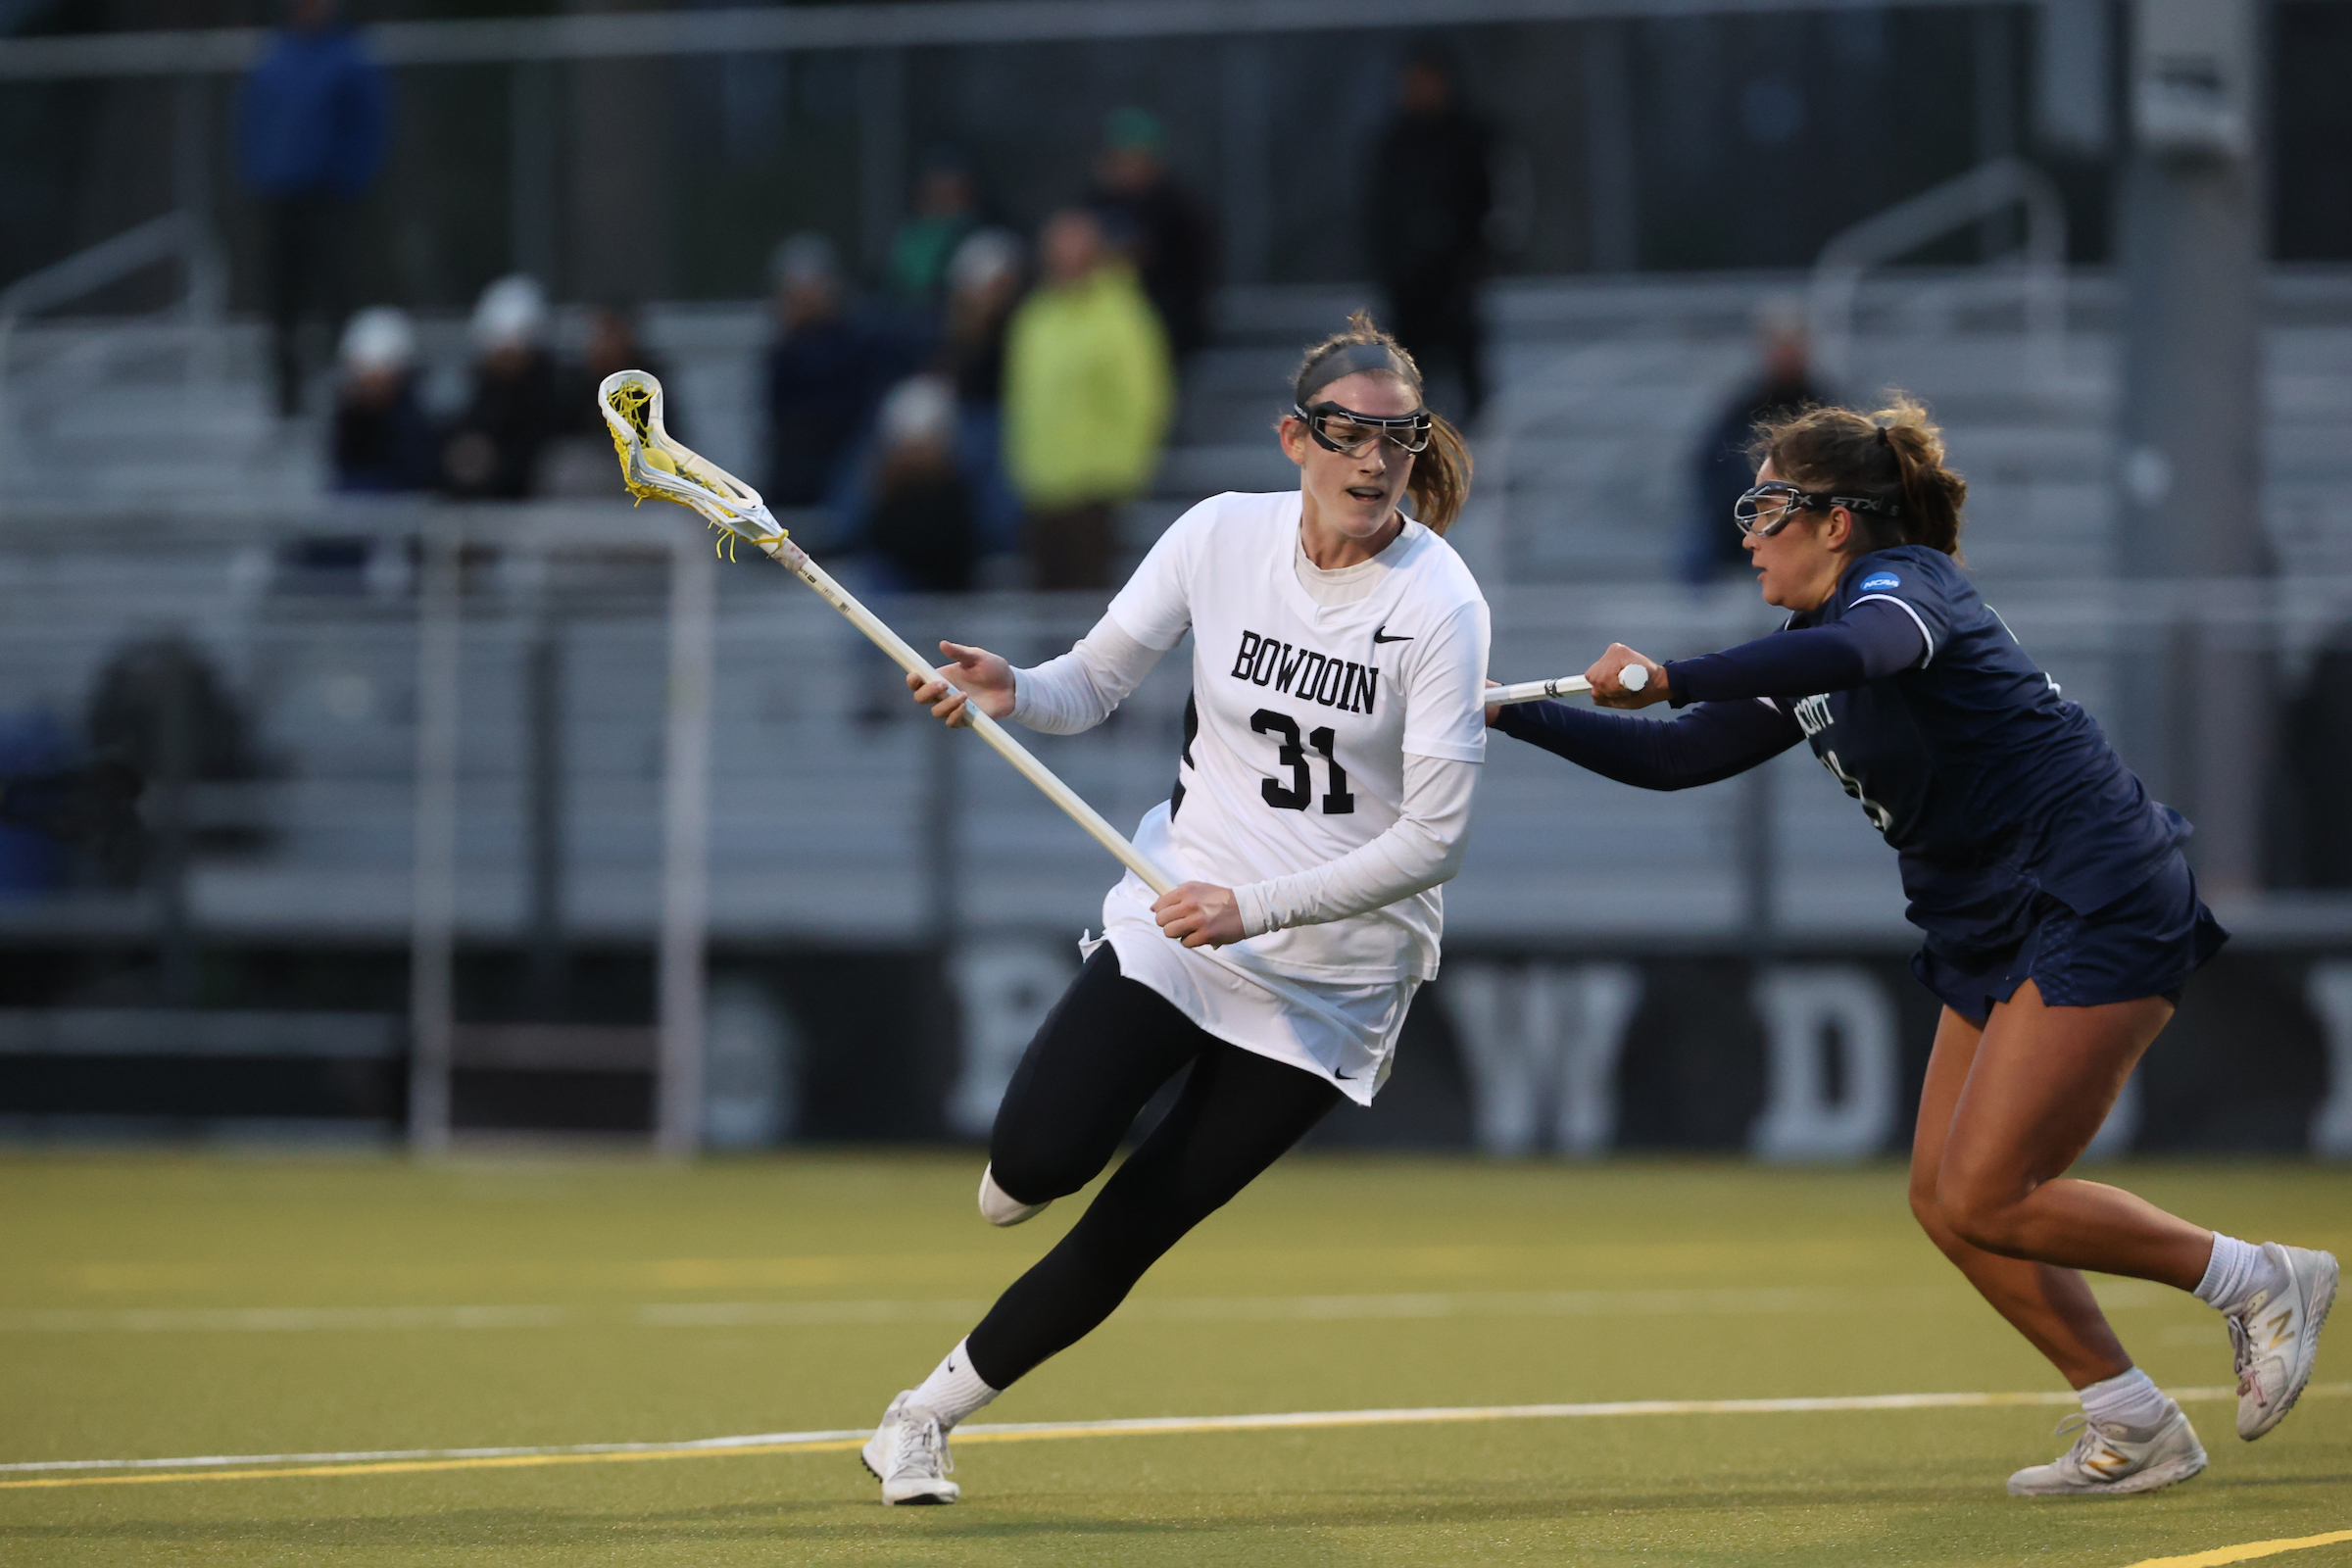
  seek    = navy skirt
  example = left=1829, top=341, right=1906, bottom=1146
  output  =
left=1911, top=849, right=2230, bottom=1027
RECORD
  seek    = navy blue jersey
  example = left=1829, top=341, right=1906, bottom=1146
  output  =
left=1734, top=546, right=2185, bottom=945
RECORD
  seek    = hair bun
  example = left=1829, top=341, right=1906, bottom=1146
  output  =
left=1748, top=389, right=1965, bottom=562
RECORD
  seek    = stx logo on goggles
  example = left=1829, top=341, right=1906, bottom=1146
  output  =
left=1229, top=630, right=1380, bottom=715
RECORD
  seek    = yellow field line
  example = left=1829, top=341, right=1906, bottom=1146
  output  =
left=2118, top=1528, right=2352, bottom=1567
left=7, top=1382, right=2346, bottom=1494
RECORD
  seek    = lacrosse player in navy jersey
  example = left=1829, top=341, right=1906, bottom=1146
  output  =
left=1491, top=394, right=2334, bottom=1498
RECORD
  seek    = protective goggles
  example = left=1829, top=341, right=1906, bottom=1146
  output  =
left=1733, top=480, right=1901, bottom=537
left=1294, top=401, right=1433, bottom=458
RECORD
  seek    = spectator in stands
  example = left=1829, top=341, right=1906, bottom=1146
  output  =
left=1364, top=41, right=1494, bottom=421
left=1681, top=300, right=1829, bottom=586
left=939, top=227, right=1026, bottom=565
left=1087, top=107, right=1217, bottom=362
left=86, top=634, right=263, bottom=889
left=1002, top=207, right=1173, bottom=591
left=863, top=375, right=979, bottom=595
left=885, top=149, right=982, bottom=310
left=235, top=0, right=390, bottom=420
left=764, top=233, right=907, bottom=513
left=0, top=711, right=74, bottom=898
left=330, top=307, right=437, bottom=493
left=442, top=275, right=564, bottom=501
left=573, top=302, right=679, bottom=437
left=0, top=737, right=143, bottom=894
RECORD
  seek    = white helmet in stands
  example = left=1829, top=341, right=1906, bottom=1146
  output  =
left=338, top=307, right=415, bottom=374
left=470, top=274, right=547, bottom=350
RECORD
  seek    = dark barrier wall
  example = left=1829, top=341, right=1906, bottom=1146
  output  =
left=1306, top=949, right=2339, bottom=1156
left=757, top=942, right=2347, bottom=1159
left=0, top=945, right=2344, bottom=1156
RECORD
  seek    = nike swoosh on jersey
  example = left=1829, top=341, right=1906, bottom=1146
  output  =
left=1372, top=624, right=1412, bottom=644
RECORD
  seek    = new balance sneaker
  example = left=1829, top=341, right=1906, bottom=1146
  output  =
left=2006, top=1404, right=2207, bottom=1497
left=978, top=1164, right=1050, bottom=1228
left=2230, top=1243, right=2339, bottom=1441
left=860, top=1393, right=958, bottom=1505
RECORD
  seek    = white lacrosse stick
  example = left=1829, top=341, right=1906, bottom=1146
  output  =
left=599, top=368, right=1178, bottom=898
left=1488, top=663, right=1648, bottom=706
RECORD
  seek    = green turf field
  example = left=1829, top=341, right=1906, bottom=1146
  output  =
left=0, top=1152, right=2345, bottom=1566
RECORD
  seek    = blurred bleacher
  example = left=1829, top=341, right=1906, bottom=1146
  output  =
left=2, top=269, right=2350, bottom=958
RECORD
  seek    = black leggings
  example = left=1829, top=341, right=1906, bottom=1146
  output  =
left=962, top=946, right=1343, bottom=1389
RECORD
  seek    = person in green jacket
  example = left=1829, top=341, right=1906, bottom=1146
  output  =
left=1003, top=208, right=1175, bottom=590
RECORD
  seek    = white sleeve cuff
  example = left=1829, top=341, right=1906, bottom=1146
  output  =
left=1008, top=666, right=1051, bottom=730
left=1235, top=882, right=1278, bottom=940
left=1008, top=614, right=1169, bottom=735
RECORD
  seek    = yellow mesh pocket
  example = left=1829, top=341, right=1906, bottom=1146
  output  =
left=599, top=370, right=790, bottom=560
left=604, top=379, right=696, bottom=498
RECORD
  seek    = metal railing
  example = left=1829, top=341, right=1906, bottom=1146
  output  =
left=0, top=211, right=227, bottom=455
left=0, top=0, right=2067, bottom=81
left=1808, top=157, right=2069, bottom=385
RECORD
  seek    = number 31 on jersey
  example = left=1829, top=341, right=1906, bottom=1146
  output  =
left=1251, top=710, right=1355, bottom=814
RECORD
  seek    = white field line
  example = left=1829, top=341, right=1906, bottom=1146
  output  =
left=0, top=1281, right=2180, bottom=1335
left=7, top=1382, right=2345, bottom=1483
left=0, top=1304, right=575, bottom=1333
left=0, top=1427, right=871, bottom=1475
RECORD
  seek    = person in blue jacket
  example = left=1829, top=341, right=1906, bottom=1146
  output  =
left=1492, top=394, right=2336, bottom=1498
left=236, top=0, right=390, bottom=418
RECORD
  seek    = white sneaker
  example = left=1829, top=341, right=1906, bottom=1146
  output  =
left=978, top=1164, right=1050, bottom=1228
left=2006, top=1403, right=2207, bottom=1496
left=2230, top=1243, right=2340, bottom=1441
left=860, top=1393, right=958, bottom=1505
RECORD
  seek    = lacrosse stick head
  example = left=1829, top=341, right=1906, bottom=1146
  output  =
left=598, top=369, right=785, bottom=548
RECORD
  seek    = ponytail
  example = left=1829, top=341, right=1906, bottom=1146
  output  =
left=1752, top=390, right=1967, bottom=563
left=1407, top=410, right=1472, bottom=535
left=1287, top=308, right=1472, bottom=535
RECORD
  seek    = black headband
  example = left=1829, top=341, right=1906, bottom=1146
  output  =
left=1296, top=341, right=1414, bottom=404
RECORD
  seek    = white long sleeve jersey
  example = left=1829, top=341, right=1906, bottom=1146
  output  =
left=1013, top=490, right=1491, bottom=986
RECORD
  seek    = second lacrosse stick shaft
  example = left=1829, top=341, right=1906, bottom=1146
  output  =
left=1488, top=664, right=1647, bottom=706
left=1488, top=674, right=1593, bottom=705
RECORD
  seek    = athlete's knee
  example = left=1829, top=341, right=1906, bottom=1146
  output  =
left=984, top=1093, right=1113, bottom=1203
left=1934, top=1165, right=2032, bottom=1255
left=982, top=1140, right=1100, bottom=1206
left=1906, top=1161, right=1947, bottom=1236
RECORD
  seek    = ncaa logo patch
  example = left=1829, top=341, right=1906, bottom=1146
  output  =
left=1859, top=572, right=1902, bottom=592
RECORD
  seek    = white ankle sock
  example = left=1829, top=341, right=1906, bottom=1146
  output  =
left=2079, top=1367, right=2172, bottom=1431
left=2193, top=1233, right=2278, bottom=1314
left=906, top=1338, right=999, bottom=1430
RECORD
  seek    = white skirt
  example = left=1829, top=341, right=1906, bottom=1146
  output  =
left=1095, top=881, right=1417, bottom=1109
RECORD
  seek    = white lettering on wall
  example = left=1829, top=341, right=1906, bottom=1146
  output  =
left=1750, top=965, right=1899, bottom=1161
left=1445, top=963, right=1643, bottom=1157
left=2308, top=961, right=2352, bottom=1158
left=948, top=939, right=1078, bottom=1140
left=2082, top=1074, right=2141, bottom=1160
left=703, top=977, right=799, bottom=1148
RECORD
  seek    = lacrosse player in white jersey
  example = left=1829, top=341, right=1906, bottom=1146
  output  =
left=858, top=312, right=1490, bottom=1504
